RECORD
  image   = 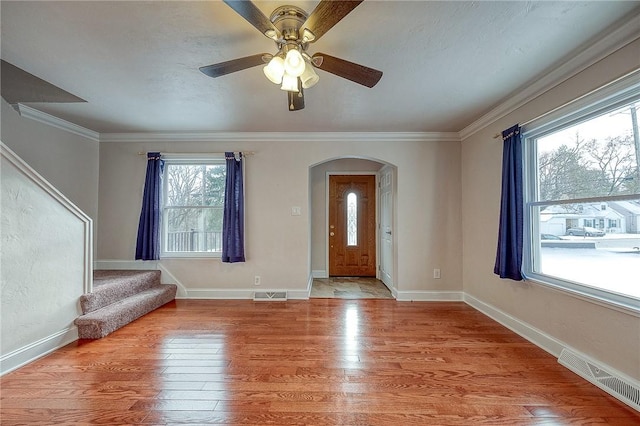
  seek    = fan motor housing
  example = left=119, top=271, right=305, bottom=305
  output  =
left=270, top=5, right=308, bottom=41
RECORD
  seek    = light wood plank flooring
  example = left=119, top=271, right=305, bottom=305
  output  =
left=1, top=299, right=638, bottom=425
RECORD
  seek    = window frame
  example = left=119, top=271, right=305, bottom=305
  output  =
left=521, top=70, right=640, bottom=314
left=160, top=154, right=226, bottom=259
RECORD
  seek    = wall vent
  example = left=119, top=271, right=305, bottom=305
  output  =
left=558, top=348, right=640, bottom=411
left=253, top=291, right=287, bottom=301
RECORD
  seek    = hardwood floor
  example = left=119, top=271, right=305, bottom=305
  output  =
left=1, top=299, right=638, bottom=425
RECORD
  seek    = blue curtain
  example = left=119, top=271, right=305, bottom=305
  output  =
left=222, top=152, right=245, bottom=263
left=135, top=152, right=164, bottom=260
left=494, top=125, right=524, bottom=281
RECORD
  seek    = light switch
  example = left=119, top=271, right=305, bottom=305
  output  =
left=291, top=206, right=302, bottom=216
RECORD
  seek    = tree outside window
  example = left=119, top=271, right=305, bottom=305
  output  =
left=163, top=162, right=226, bottom=256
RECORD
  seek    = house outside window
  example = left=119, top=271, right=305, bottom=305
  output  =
left=161, top=157, right=226, bottom=257
left=522, top=73, right=640, bottom=312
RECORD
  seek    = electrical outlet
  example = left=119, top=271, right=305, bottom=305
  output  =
left=433, top=269, right=441, bottom=279
left=254, top=276, right=261, bottom=286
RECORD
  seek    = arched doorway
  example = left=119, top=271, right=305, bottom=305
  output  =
left=308, top=157, right=397, bottom=299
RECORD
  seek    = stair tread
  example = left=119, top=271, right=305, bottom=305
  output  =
left=76, top=269, right=178, bottom=339
left=76, top=284, right=176, bottom=322
left=75, top=283, right=177, bottom=339
left=81, top=270, right=161, bottom=314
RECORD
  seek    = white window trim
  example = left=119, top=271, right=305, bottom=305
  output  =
left=521, top=69, right=640, bottom=316
left=160, top=154, right=226, bottom=259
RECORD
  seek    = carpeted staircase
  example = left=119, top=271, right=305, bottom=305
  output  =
left=74, top=270, right=177, bottom=339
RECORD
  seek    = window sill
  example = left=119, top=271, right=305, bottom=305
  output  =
left=523, top=272, right=640, bottom=318
left=160, top=253, right=222, bottom=259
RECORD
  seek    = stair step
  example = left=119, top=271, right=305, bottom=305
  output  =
left=75, top=284, right=177, bottom=339
left=81, top=270, right=161, bottom=314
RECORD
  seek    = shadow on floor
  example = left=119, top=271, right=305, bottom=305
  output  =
left=311, top=277, right=394, bottom=299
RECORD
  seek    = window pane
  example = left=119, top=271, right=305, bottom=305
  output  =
left=534, top=199, right=640, bottom=298
left=204, top=165, right=226, bottom=207
left=347, top=192, right=357, bottom=246
left=165, top=164, right=225, bottom=207
left=165, top=207, right=223, bottom=252
left=537, top=102, right=639, bottom=201
left=165, top=164, right=203, bottom=206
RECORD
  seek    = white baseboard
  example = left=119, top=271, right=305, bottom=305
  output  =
left=186, top=288, right=310, bottom=300
left=305, top=273, right=313, bottom=299
left=312, top=270, right=327, bottom=278
left=395, top=290, right=464, bottom=301
left=0, top=327, right=79, bottom=376
left=390, top=286, right=399, bottom=299
left=463, top=293, right=565, bottom=357
left=157, top=264, right=188, bottom=298
left=464, top=294, right=640, bottom=412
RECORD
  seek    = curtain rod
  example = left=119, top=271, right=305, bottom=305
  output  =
left=137, top=151, right=255, bottom=156
left=492, top=112, right=545, bottom=139
left=493, top=117, right=536, bottom=140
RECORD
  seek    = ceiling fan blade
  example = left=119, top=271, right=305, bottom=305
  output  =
left=302, top=0, right=364, bottom=42
left=312, top=53, right=382, bottom=88
left=223, top=0, right=280, bottom=40
left=199, top=54, right=267, bottom=78
left=287, top=87, right=305, bottom=111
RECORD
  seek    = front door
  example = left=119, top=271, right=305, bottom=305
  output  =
left=329, top=175, right=376, bottom=277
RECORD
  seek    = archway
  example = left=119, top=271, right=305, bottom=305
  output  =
left=308, top=157, right=397, bottom=298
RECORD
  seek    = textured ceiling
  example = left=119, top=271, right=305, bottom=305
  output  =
left=1, top=1, right=639, bottom=134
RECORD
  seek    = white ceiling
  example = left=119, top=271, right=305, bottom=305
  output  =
left=1, top=1, right=639, bottom=134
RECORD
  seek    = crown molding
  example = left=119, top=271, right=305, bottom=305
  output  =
left=14, top=104, right=100, bottom=142
left=12, top=104, right=459, bottom=143
left=459, top=11, right=640, bottom=140
left=98, top=131, right=461, bottom=143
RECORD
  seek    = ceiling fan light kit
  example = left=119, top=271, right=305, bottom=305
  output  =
left=281, top=72, right=299, bottom=92
left=283, top=45, right=305, bottom=77
left=200, top=0, right=383, bottom=111
left=263, top=55, right=285, bottom=84
left=300, top=60, right=319, bottom=89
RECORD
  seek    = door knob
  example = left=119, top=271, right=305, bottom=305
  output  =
left=330, top=232, right=335, bottom=236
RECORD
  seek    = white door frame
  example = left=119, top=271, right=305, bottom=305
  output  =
left=378, top=165, right=394, bottom=291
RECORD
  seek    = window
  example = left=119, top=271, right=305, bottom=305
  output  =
left=522, top=73, right=640, bottom=312
left=347, top=192, right=358, bottom=246
left=161, top=157, right=225, bottom=257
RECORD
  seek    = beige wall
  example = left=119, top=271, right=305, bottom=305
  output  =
left=461, top=39, right=640, bottom=379
left=0, top=100, right=99, bottom=224
left=98, top=137, right=462, bottom=295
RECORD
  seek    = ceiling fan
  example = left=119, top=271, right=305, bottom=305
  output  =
left=199, top=0, right=383, bottom=111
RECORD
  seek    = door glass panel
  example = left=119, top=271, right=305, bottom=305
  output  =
left=347, top=192, right=357, bottom=246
